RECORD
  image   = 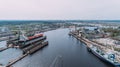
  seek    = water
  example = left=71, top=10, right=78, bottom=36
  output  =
left=0, top=48, right=22, bottom=65
left=1, top=28, right=113, bottom=67
left=0, top=41, right=7, bottom=48
left=84, top=27, right=98, bottom=30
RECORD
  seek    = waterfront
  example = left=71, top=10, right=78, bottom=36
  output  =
left=1, top=29, right=113, bottom=67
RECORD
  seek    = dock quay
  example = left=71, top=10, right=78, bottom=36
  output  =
left=69, top=32, right=106, bottom=51
left=6, top=53, right=28, bottom=67
left=69, top=32, right=120, bottom=67
left=69, top=31, right=111, bottom=51
left=69, top=32, right=91, bottom=47
left=5, top=41, right=48, bottom=67
left=0, top=47, right=9, bottom=52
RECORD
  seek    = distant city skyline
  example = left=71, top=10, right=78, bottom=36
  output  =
left=0, top=0, right=120, bottom=20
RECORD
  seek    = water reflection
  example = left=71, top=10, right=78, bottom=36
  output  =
left=0, top=29, right=113, bottom=67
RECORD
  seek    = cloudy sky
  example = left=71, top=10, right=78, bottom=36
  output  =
left=0, top=0, right=120, bottom=20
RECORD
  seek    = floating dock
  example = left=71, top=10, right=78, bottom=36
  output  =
left=29, top=41, right=48, bottom=54
left=22, top=39, right=46, bottom=54
left=19, top=36, right=46, bottom=48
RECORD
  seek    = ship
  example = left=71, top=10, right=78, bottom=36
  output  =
left=87, top=45, right=120, bottom=67
left=18, top=33, right=46, bottom=48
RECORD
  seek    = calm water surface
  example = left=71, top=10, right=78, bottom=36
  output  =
left=1, top=29, right=113, bottom=67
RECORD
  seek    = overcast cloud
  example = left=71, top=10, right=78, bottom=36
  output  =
left=0, top=0, right=120, bottom=20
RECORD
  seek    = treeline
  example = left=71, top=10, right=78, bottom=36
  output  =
left=102, top=28, right=120, bottom=37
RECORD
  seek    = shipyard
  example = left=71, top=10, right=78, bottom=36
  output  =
left=0, top=0, right=120, bottom=67
left=0, top=21, right=120, bottom=67
left=68, top=22, right=120, bottom=67
left=0, top=22, right=73, bottom=67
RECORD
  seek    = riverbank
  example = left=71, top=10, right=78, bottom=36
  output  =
left=0, top=29, right=112, bottom=67
left=69, top=31, right=120, bottom=67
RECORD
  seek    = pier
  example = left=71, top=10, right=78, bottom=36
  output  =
left=69, top=31, right=120, bottom=63
left=69, top=32, right=91, bottom=47
left=6, top=53, right=28, bottom=67
left=5, top=41, right=48, bottom=67
left=0, top=47, right=9, bottom=52
left=69, top=31, right=110, bottom=49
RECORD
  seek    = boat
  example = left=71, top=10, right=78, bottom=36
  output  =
left=87, top=45, right=120, bottom=67
left=28, top=33, right=43, bottom=40
left=18, top=33, right=46, bottom=48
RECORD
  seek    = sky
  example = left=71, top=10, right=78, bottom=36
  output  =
left=0, top=0, right=120, bottom=20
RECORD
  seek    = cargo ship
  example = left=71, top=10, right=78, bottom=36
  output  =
left=18, top=33, right=46, bottom=48
left=87, top=45, right=120, bottom=67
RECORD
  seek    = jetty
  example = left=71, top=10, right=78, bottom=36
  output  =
left=6, top=53, right=28, bottom=67
left=0, top=47, right=9, bottom=52
left=5, top=41, right=48, bottom=67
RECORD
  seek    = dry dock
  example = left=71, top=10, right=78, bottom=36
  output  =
left=29, top=41, right=48, bottom=54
